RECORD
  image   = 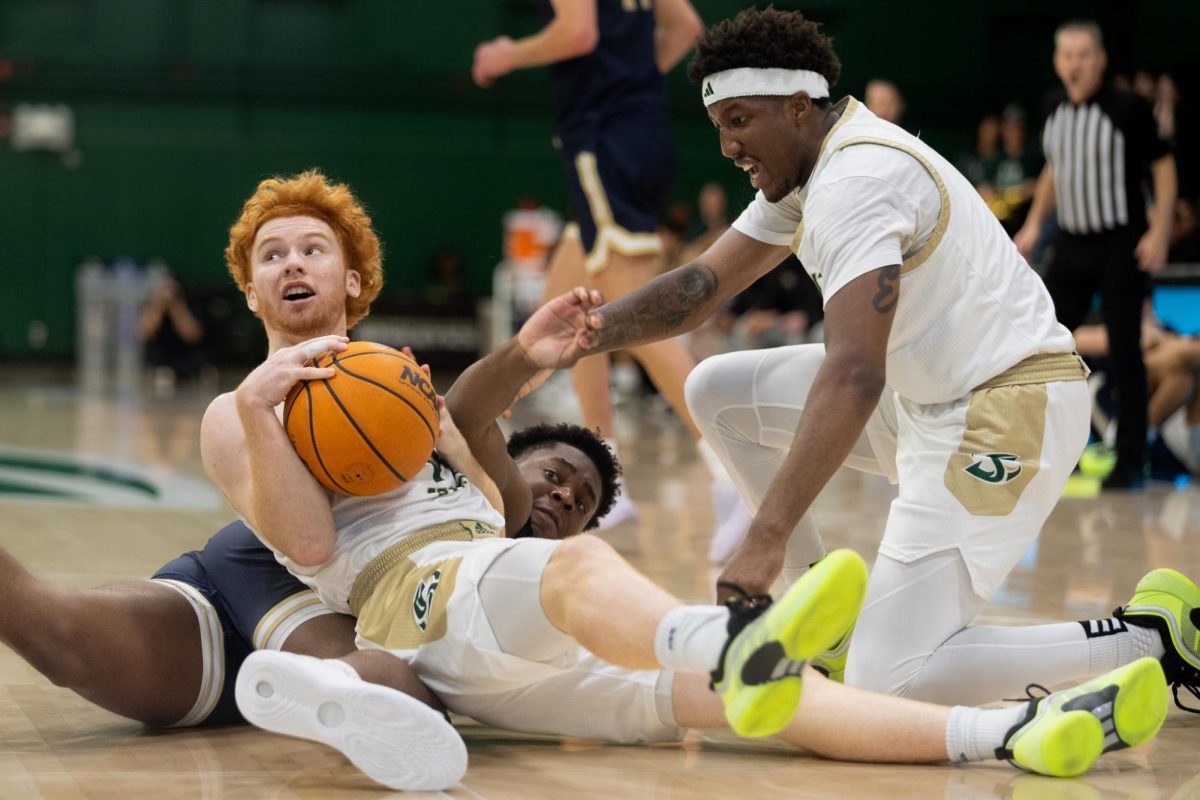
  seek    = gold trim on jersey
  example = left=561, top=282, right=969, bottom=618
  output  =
left=943, top=382, right=1047, bottom=517
left=827, top=135, right=950, bottom=275
left=573, top=151, right=665, bottom=275
left=252, top=590, right=332, bottom=651
left=348, top=519, right=498, bottom=616
left=976, top=352, right=1089, bottom=390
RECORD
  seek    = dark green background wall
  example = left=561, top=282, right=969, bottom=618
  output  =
left=1, top=0, right=1195, bottom=358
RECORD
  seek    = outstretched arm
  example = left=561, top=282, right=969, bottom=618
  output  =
left=446, top=288, right=605, bottom=532
left=524, top=229, right=788, bottom=369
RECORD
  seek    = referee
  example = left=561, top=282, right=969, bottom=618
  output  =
left=1015, top=19, right=1177, bottom=489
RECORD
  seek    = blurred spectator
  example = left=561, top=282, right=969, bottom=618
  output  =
left=959, top=113, right=1001, bottom=190
left=1169, top=197, right=1200, bottom=262
left=679, top=182, right=729, bottom=265
left=425, top=246, right=476, bottom=316
left=865, top=79, right=905, bottom=126
left=138, top=274, right=211, bottom=394
left=718, top=255, right=824, bottom=350
left=992, top=104, right=1041, bottom=232
left=1074, top=301, right=1200, bottom=474
left=1154, top=73, right=1178, bottom=141
left=658, top=199, right=693, bottom=269
left=1133, top=70, right=1157, bottom=104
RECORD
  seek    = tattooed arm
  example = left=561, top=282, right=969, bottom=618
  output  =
left=587, top=228, right=789, bottom=352
left=716, top=264, right=899, bottom=599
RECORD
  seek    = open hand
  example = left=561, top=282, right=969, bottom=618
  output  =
left=517, top=287, right=605, bottom=369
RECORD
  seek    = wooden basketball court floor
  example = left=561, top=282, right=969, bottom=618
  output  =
left=0, top=371, right=1197, bottom=799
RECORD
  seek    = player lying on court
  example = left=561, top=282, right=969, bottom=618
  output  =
left=0, top=170, right=1171, bottom=793
left=514, top=6, right=1200, bottom=713
left=205, top=172, right=1167, bottom=788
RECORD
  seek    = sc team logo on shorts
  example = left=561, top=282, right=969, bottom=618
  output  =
left=963, top=452, right=1022, bottom=484
left=413, top=569, right=442, bottom=631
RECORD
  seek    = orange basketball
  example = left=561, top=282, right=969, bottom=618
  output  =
left=284, top=341, right=440, bottom=496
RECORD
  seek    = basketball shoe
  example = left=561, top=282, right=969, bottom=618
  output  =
left=811, top=623, right=854, bottom=683
left=236, top=651, right=467, bottom=791
left=1116, top=568, right=1200, bottom=711
left=998, top=657, right=1167, bottom=777
left=712, top=548, right=867, bottom=738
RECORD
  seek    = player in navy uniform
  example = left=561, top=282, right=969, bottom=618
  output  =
left=472, top=1, right=754, bottom=555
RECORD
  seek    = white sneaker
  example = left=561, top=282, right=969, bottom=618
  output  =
left=595, top=490, right=639, bottom=531
left=235, top=650, right=467, bottom=791
left=709, top=481, right=753, bottom=564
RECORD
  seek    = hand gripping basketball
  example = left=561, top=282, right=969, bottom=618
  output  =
left=284, top=341, right=440, bottom=496
left=236, top=336, right=349, bottom=410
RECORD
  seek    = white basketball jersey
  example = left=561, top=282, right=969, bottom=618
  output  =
left=261, top=454, right=505, bottom=613
left=733, top=97, right=1074, bottom=404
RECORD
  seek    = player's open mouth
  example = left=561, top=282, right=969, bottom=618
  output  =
left=282, top=283, right=316, bottom=302
left=738, top=160, right=761, bottom=188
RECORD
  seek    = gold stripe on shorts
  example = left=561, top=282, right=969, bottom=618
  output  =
left=976, top=352, right=1089, bottom=390
left=348, top=520, right=497, bottom=617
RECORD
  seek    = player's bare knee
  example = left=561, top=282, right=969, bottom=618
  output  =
left=544, top=535, right=617, bottom=596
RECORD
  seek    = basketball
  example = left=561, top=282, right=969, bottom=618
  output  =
left=284, top=341, right=440, bottom=496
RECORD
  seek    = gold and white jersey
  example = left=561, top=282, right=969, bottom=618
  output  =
left=255, top=454, right=505, bottom=614
left=732, top=97, right=1074, bottom=404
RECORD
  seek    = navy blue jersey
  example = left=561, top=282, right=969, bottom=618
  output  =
left=540, top=0, right=668, bottom=151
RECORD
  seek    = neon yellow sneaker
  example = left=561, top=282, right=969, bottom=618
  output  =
left=712, top=549, right=867, bottom=738
left=999, top=657, right=1168, bottom=777
left=1116, top=568, right=1200, bottom=711
left=811, top=622, right=854, bottom=683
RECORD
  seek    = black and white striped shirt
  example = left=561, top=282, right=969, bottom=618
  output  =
left=1041, top=86, right=1170, bottom=236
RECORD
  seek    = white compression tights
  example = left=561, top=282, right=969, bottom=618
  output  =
left=685, top=345, right=1156, bottom=706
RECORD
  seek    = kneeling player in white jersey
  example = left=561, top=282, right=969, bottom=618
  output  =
left=516, top=6, right=1200, bottom=715
left=202, top=170, right=1166, bottom=790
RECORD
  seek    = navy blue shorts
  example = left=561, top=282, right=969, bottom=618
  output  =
left=152, top=521, right=337, bottom=726
left=560, top=112, right=675, bottom=274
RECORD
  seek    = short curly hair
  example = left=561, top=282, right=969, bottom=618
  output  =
left=225, top=169, right=384, bottom=329
left=687, top=6, right=841, bottom=97
left=507, top=423, right=621, bottom=531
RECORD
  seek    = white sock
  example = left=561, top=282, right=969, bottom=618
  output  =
left=945, top=704, right=1027, bottom=763
left=323, top=658, right=361, bottom=679
left=1081, top=617, right=1164, bottom=673
left=654, top=605, right=730, bottom=673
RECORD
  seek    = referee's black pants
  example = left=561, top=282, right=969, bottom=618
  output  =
left=1041, top=226, right=1149, bottom=475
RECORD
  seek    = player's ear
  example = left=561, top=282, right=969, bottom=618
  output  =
left=788, top=91, right=810, bottom=123
left=245, top=284, right=258, bottom=313
left=346, top=269, right=362, bottom=298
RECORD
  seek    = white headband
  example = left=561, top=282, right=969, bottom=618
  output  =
left=701, top=68, right=829, bottom=107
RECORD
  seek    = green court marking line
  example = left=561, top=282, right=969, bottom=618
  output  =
left=0, top=476, right=84, bottom=500
left=0, top=455, right=159, bottom=498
